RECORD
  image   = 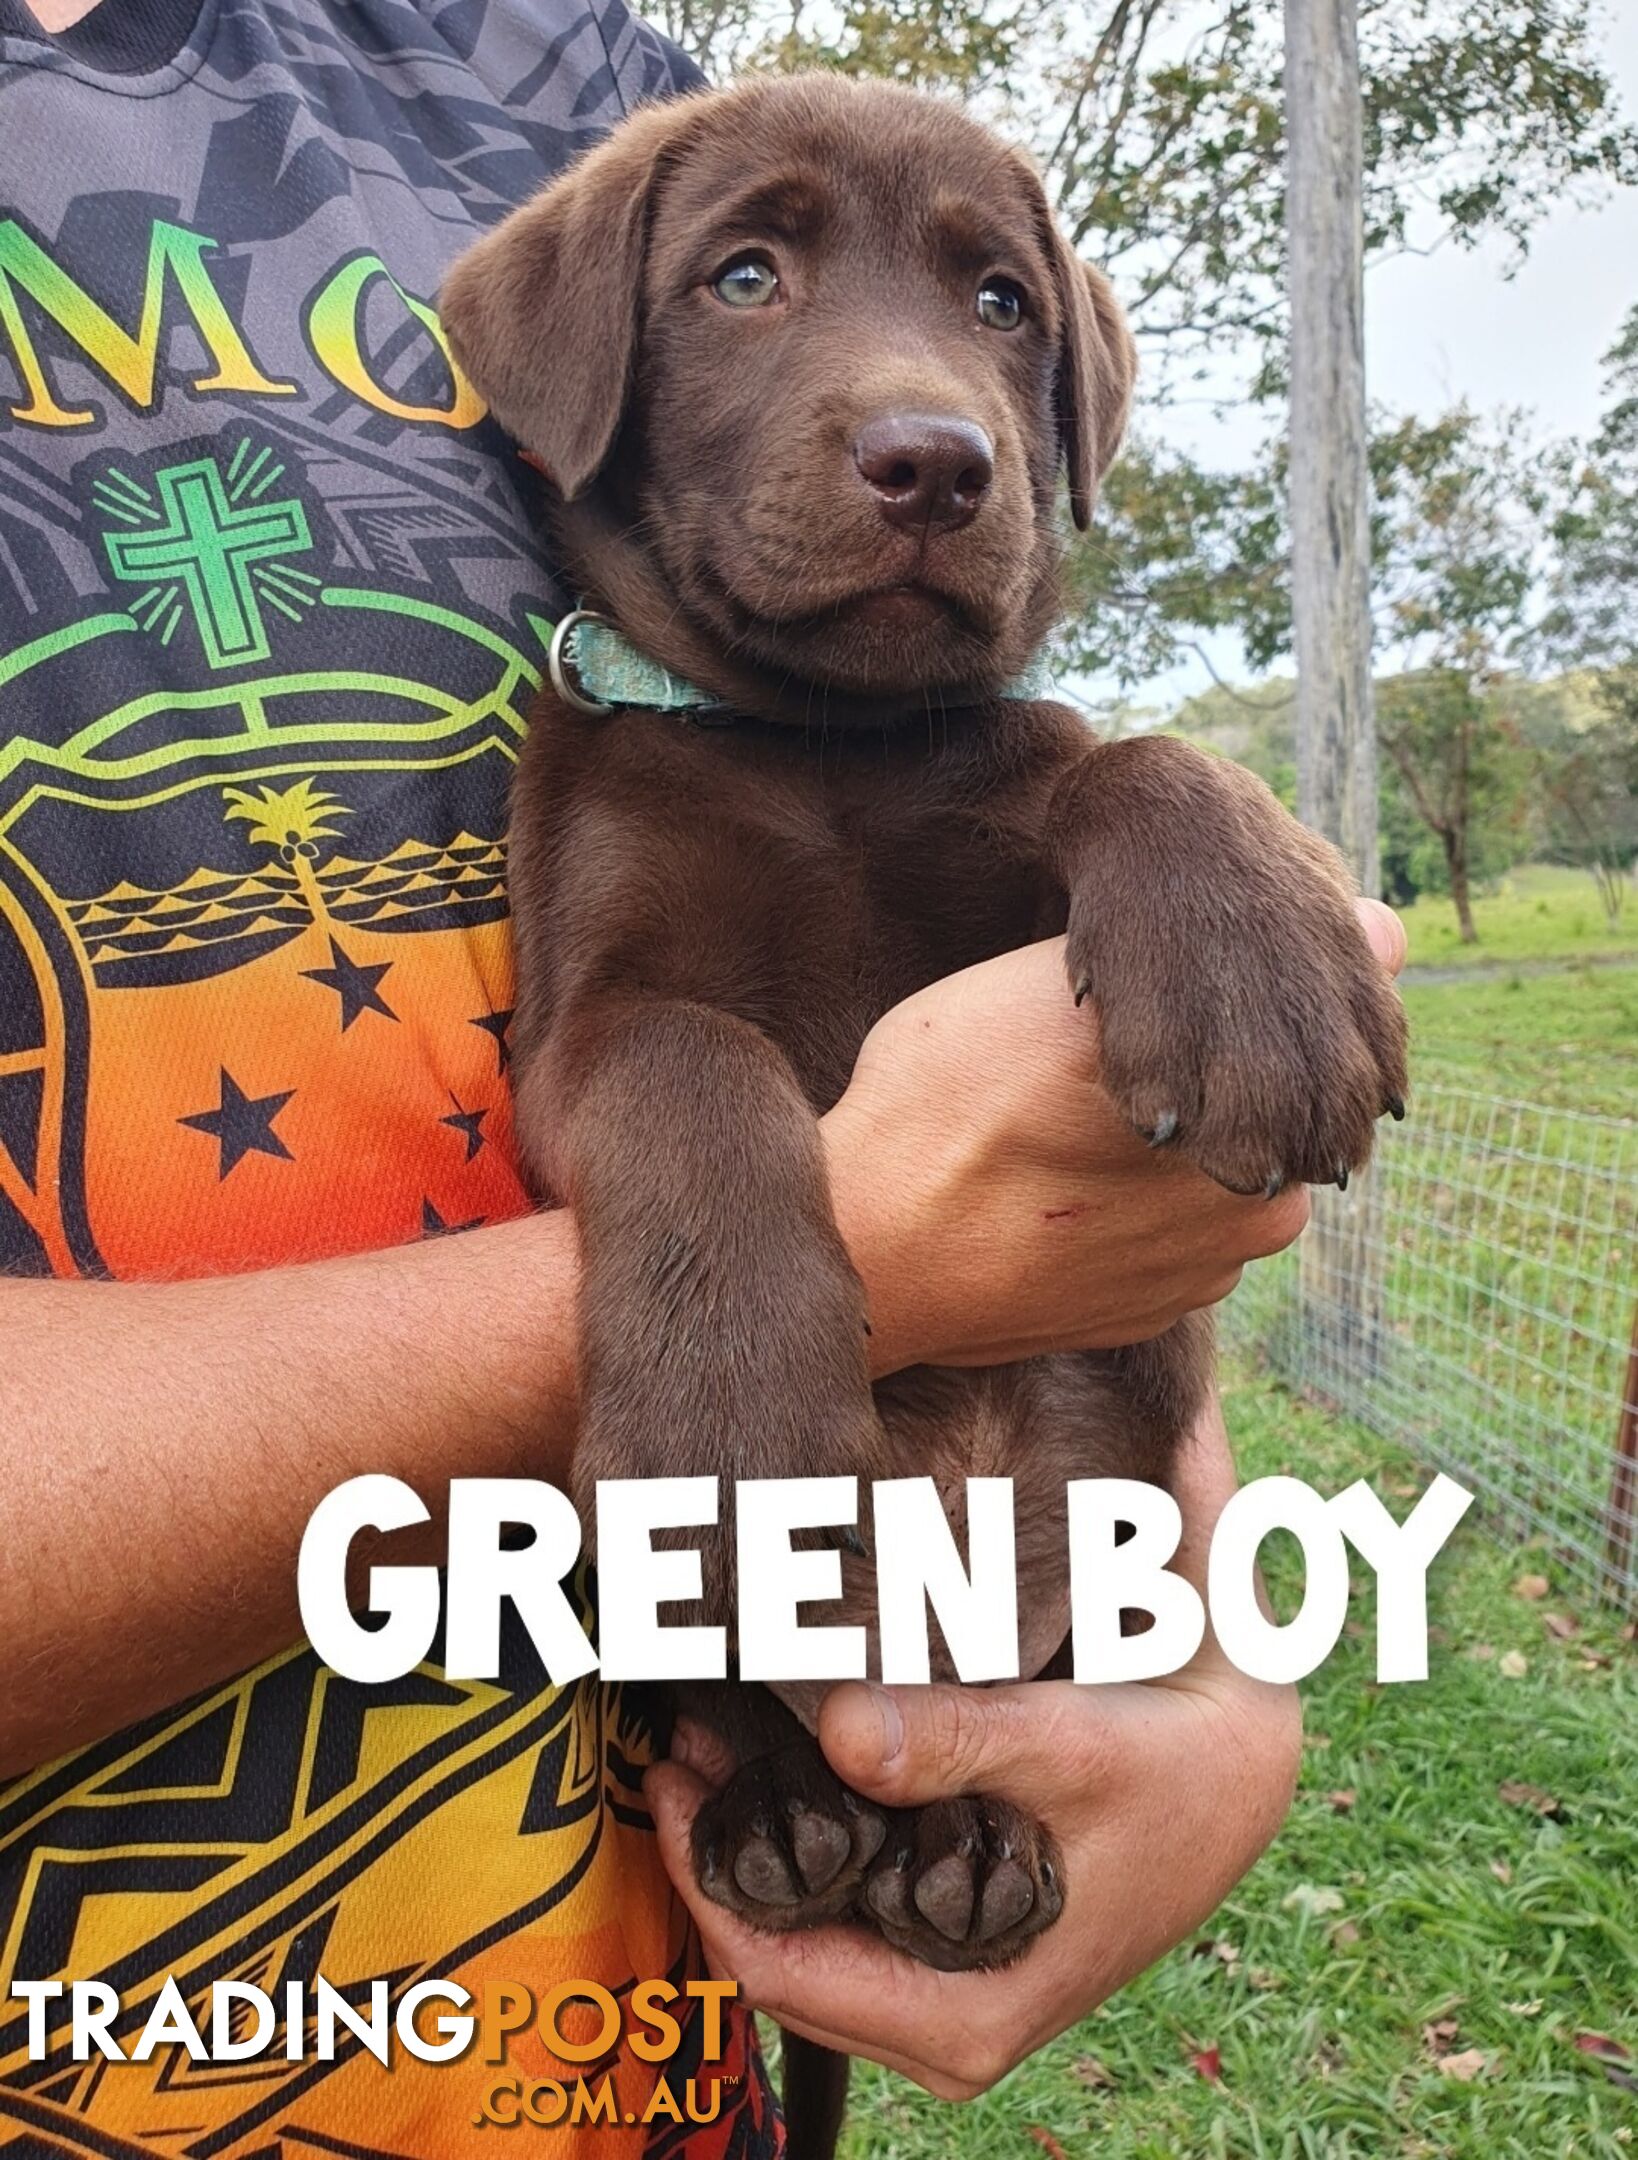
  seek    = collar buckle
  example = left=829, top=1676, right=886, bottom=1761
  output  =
left=547, top=608, right=615, bottom=716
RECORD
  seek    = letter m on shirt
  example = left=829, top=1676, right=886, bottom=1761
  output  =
left=0, top=217, right=296, bottom=428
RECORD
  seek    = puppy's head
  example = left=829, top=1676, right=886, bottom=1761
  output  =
left=442, top=75, right=1135, bottom=715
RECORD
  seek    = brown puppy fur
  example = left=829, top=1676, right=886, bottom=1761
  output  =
left=443, top=71, right=1406, bottom=2149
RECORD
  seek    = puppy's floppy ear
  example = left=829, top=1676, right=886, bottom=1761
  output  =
left=440, top=97, right=696, bottom=498
left=1046, top=225, right=1138, bottom=531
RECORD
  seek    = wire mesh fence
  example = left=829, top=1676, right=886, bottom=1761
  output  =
left=1221, top=1082, right=1638, bottom=1607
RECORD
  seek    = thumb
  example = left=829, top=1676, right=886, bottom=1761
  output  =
left=817, top=1680, right=1086, bottom=1809
left=1353, top=896, right=1408, bottom=978
left=645, top=1757, right=715, bottom=1868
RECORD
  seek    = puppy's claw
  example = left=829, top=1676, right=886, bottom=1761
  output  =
left=1073, top=976, right=1091, bottom=1008
left=1386, top=1093, right=1406, bottom=1122
left=1146, top=1111, right=1179, bottom=1148
left=1263, top=1172, right=1284, bottom=1201
left=1334, top=1166, right=1349, bottom=1192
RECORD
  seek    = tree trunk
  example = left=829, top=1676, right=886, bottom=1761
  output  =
left=1284, top=0, right=1386, bottom=1389
left=1444, top=827, right=1477, bottom=942
left=1592, top=858, right=1626, bottom=925
left=1284, top=0, right=1379, bottom=897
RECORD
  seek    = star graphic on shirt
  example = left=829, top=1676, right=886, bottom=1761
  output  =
left=421, top=1197, right=485, bottom=1237
left=300, top=937, right=396, bottom=1031
left=440, top=1096, right=487, bottom=1162
left=469, top=1006, right=513, bottom=1072
left=179, top=1069, right=295, bottom=1178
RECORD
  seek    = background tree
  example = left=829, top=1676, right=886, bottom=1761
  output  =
left=1367, top=409, right=1542, bottom=939
left=1374, top=670, right=1534, bottom=937
left=1093, top=408, right=1544, bottom=936
left=1535, top=307, right=1638, bottom=918
left=662, top=0, right=1635, bottom=402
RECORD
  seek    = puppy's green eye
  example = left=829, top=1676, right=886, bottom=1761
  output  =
left=712, top=254, right=780, bottom=308
left=977, top=278, right=1025, bottom=330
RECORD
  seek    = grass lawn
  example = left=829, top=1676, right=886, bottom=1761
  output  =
left=842, top=865, right=1635, bottom=2157
left=1398, top=865, right=1637, bottom=976
left=841, top=1368, right=1638, bottom=2160
left=1401, top=964, right=1638, bottom=1118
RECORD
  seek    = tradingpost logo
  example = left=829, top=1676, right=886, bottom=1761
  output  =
left=11, top=1974, right=742, bottom=2134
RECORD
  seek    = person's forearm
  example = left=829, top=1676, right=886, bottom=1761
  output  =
left=0, top=1120, right=936, bottom=1779
left=0, top=1212, right=581, bottom=1775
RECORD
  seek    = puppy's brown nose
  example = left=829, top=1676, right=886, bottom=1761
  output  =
left=853, top=412, right=994, bottom=533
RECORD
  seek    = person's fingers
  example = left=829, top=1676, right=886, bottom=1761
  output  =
left=1246, top=1185, right=1310, bottom=1254
left=667, top=1714, right=738, bottom=1788
left=1354, top=895, right=1408, bottom=977
left=645, top=1756, right=716, bottom=1847
left=687, top=1890, right=1025, bottom=2100
left=767, top=2004, right=995, bottom=2102
left=817, top=1679, right=1098, bottom=1810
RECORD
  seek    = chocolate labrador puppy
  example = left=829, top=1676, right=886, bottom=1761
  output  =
left=443, top=71, right=1405, bottom=2149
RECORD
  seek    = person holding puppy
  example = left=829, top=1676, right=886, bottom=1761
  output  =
left=0, top=0, right=1405, bottom=2153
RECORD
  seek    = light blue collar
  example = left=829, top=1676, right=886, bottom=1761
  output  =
left=547, top=608, right=1055, bottom=718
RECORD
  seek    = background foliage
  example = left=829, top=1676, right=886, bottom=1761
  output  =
left=664, top=0, right=1638, bottom=938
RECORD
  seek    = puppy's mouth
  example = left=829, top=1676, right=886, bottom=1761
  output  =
left=712, top=566, right=979, bottom=642
left=839, top=584, right=950, bottom=631
left=629, top=499, right=1049, bottom=708
left=692, top=558, right=1014, bottom=702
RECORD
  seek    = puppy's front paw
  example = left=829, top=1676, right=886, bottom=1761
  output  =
left=693, top=1745, right=887, bottom=1931
left=1063, top=763, right=1407, bottom=1196
left=864, top=1796, right=1063, bottom=1971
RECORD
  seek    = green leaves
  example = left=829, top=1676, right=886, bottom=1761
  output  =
left=756, top=0, right=1026, bottom=92
left=668, top=1, right=1635, bottom=399
left=1060, top=435, right=1283, bottom=687
left=1061, top=402, right=1546, bottom=686
left=1529, top=312, right=1638, bottom=917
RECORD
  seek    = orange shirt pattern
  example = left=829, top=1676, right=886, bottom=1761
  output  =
left=0, top=0, right=778, bottom=2152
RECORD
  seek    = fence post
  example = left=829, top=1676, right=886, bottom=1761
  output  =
left=1284, top=0, right=1386, bottom=1380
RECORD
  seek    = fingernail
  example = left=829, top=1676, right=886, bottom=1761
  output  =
left=865, top=1684, right=904, bottom=1767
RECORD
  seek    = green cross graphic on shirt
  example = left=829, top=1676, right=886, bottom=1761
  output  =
left=102, top=454, right=314, bottom=670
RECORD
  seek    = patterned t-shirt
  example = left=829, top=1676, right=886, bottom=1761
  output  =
left=0, top=3, right=778, bottom=2152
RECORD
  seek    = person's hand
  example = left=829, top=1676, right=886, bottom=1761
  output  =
left=645, top=1394, right=1301, bottom=2098
left=823, top=898, right=1407, bottom=1375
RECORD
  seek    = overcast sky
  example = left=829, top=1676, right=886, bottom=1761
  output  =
left=1098, top=6, right=1638, bottom=710
left=1369, top=7, right=1638, bottom=446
